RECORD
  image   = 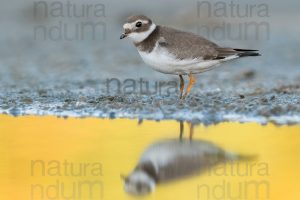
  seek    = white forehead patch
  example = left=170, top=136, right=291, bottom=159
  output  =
left=123, top=23, right=133, bottom=30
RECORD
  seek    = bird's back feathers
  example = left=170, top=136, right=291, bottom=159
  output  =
left=136, top=26, right=261, bottom=61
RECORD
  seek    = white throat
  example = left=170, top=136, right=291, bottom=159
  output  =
left=128, top=23, right=156, bottom=43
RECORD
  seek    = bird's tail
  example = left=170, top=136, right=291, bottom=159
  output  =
left=233, top=48, right=261, bottom=57
left=225, top=151, right=258, bottom=162
left=215, top=48, right=261, bottom=59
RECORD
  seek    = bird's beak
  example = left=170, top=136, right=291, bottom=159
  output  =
left=120, top=33, right=127, bottom=39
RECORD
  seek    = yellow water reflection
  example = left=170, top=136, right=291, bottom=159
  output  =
left=0, top=115, right=299, bottom=200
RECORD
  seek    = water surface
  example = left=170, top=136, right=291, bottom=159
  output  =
left=0, top=115, right=299, bottom=200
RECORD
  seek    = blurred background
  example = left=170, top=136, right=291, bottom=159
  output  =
left=1, top=2, right=300, bottom=199
left=0, top=0, right=299, bottom=88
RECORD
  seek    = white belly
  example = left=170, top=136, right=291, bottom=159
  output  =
left=138, top=44, right=238, bottom=75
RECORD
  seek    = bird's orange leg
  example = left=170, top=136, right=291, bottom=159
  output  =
left=188, top=122, right=194, bottom=141
left=179, top=121, right=184, bottom=140
left=183, top=73, right=196, bottom=99
left=179, top=75, right=185, bottom=99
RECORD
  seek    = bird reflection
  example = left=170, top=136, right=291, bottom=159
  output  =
left=179, top=121, right=194, bottom=140
left=122, top=123, right=253, bottom=196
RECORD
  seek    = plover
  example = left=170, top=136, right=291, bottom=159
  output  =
left=120, top=15, right=260, bottom=99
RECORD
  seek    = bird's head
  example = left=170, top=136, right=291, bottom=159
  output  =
left=121, top=170, right=155, bottom=196
left=120, top=15, right=156, bottom=43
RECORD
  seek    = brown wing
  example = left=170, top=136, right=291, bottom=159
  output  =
left=160, top=26, right=260, bottom=60
left=160, top=26, right=219, bottom=60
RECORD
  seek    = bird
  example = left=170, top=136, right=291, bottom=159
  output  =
left=120, top=15, right=261, bottom=99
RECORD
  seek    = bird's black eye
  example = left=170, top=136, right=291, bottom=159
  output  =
left=136, top=21, right=142, bottom=27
